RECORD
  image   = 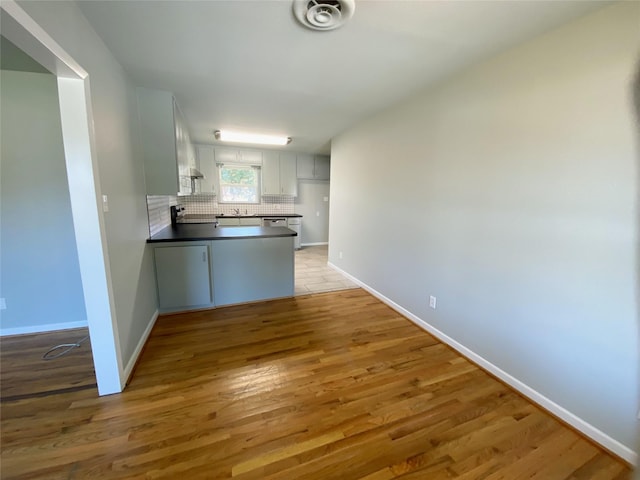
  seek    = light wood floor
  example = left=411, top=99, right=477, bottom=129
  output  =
left=295, top=245, right=358, bottom=295
left=1, top=289, right=632, bottom=479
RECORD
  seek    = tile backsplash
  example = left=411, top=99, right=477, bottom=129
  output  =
left=146, top=194, right=295, bottom=236
left=183, top=195, right=294, bottom=217
left=146, top=195, right=178, bottom=236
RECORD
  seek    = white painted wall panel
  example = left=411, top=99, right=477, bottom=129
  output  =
left=329, top=2, right=639, bottom=456
left=0, top=70, right=87, bottom=334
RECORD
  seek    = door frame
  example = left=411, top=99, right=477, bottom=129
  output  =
left=1, top=1, right=123, bottom=394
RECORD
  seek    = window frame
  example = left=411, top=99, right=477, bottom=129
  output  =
left=216, top=163, right=262, bottom=204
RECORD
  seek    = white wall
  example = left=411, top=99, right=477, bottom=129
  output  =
left=0, top=70, right=87, bottom=334
left=16, top=1, right=158, bottom=374
left=329, top=2, right=639, bottom=458
left=295, top=180, right=330, bottom=245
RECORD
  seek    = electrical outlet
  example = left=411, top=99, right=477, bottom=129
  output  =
left=339, top=251, right=343, bottom=259
left=429, top=296, right=437, bottom=309
left=0, top=298, right=6, bottom=310
left=323, top=196, right=329, bottom=202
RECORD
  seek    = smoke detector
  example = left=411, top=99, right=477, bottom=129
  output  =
left=293, top=0, right=355, bottom=31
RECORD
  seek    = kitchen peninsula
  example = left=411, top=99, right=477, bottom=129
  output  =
left=148, top=224, right=296, bottom=312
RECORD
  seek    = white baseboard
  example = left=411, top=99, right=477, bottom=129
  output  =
left=328, top=262, right=638, bottom=465
left=0, top=320, right=88, bottom=337
left=301, top=242, right=328, bottom=247
left=122, top=309, right=159, bottom=384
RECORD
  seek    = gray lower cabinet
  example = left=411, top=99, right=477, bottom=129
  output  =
left=211, top=237, right=294, bottom=306
left=152, top=236, right=294, bottom=312
left=154, top=244, right=212, bottom=310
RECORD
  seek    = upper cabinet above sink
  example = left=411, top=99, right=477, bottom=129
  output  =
left=214, top=147, right=263, bottom=165
left=137, top=87, right=196, bottom=195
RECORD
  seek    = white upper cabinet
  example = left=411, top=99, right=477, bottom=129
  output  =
left=214, top=147, right=239, bottom=164
left=262, top=151, right=280, bottom=195
left=214, top=147, right=263, bottom=165
left=195, top=144, right=216, bottom=194
left=296, top=154, right=330, bottom=180
left=296, top=153, right=315, bottom=179
left=262, top=151, right=297, bottom=196
left=239, top=149, right=263, bottom=165
left=279, top=153, right=297, bottom=195
left=313, top=155, right=330, bottom=180
left=173, top=101, right=195, bottom=195
left=137, top=87, right=195, bottom=195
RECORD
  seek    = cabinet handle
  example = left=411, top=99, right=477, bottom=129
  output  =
left=202, top=251, right=207, bottom=262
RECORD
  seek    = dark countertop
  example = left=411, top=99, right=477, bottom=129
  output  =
left=148, top=224, right=297, bottom=243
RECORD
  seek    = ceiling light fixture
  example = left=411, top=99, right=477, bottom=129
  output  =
left=214, top=130, right=292, bottom=146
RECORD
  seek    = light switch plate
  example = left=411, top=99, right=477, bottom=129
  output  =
left=102, top=194, right=109, bottom=212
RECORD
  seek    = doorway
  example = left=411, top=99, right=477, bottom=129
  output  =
left=0, top=2, right=122, bottom=395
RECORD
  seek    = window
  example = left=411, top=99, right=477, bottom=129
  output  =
left=217, top=164, right=260, bottom=203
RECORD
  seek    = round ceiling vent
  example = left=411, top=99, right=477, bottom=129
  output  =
left=293, top=0, right=355, bottom=31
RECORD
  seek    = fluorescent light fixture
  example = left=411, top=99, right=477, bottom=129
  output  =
left=214, top=130, right=292, bottom=146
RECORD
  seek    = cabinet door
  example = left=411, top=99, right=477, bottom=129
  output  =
left=154, top=245, right=212, bottom=309
left=279, top=153, right=297, bottom=196
left=214, top=147, right=239, bottom=164
left=239, top=149, right=262, bottom=165
left=211, top=237, right=294, bottom=306
left=187, top=142, right=197, bottom=169
left=314, top=155, right=330, bottom=180
left=195, top=145, right=216, bottom=194
left=239, top=217, right=261, bottom=226
left=296, top=154, right=315, bottom=179
left=217, top=218, right=240, bottom=226
left=137, top=88, right=180, bottom=194
left=173, top=101, right=192, bottom=194
left=262, top=151, right=281, bottom=195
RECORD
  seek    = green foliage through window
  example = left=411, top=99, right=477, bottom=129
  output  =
left=218, top=165, right=260, bottom=203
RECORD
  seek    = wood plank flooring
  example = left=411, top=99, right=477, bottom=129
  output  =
left=1, top=328, right=96, bottom=401
left=0, top=289, right=632, bottom=479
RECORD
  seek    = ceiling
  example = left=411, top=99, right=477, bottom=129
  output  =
left=77, top=0, right=612, bottom=154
